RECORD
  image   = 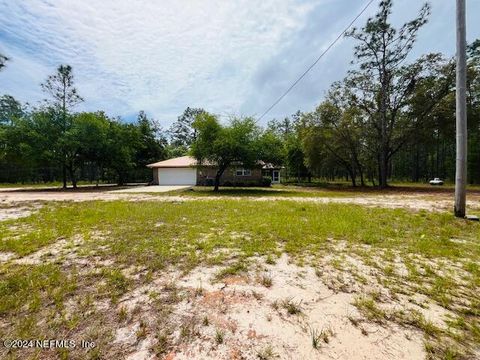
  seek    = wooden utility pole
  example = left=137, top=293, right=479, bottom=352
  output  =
left=455, top=0, right=467, bottom=218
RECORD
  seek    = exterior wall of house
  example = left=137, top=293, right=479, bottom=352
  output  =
left=152, top=169, right=159, bottom=184
left=196, top=166, right=263, bottom=186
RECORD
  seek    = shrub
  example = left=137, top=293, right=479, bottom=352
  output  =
left=261, top=176, right=272, bottom=187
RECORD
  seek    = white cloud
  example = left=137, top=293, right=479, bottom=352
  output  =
left=0, top=0, right=479, bottom=125
left=0, top=0, right=318, bottom=123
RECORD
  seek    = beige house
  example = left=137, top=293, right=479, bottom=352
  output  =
left=147, top=156, right=281, bottom=186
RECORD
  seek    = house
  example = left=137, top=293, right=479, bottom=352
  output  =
left=147, top=156, right=282, bottom=186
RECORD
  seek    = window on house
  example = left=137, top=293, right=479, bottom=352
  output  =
left=235, top=168, right=251, bottom=176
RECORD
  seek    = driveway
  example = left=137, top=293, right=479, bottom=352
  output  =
left=109, top=185, right=191, bottom=193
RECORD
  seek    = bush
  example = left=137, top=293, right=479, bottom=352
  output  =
left=261, top=176, right=272, bottom=187
left=205, top=178, right=214, bottom=186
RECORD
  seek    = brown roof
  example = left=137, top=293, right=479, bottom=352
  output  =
left=147, top=156, right=198, bottom=168
left=147, top=156, right=283, bottom=169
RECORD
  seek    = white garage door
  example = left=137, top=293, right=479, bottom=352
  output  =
left=158, top=168, right=197, bottom=185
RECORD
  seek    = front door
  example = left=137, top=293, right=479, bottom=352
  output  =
left=272, top=170, right=280, bottom=183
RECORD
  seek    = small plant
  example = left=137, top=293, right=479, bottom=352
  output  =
left=136, top=320, right=148, bottom=340
left=180, top=322, right=197, bottom=340
left=281, top=298, right=302, bottom=315
left=155, top=332, right=170, bottom=356
left=311, top=328, right=322, bottom=349
left=195, top=284, right=204, bottom=297
left=353, top=296, right=386, bottom=323
left=347, top=316, right=359, bottom=327
left=383, top=264, right=395, bottom=276
left=215, top=328, right=225, bottom=344
left=202, top=316, right=209, bottom=326
left=215, top=261, right=248, bottom=280
left=252, top=290, right=264, bottom=300
left=260, top=274, right=273, bottom=288
left=265, top=254, right=276, bottom=265
left=310, top=326, right=335, bottom=348
left=118, top=306, right=128, bottom=322
left=320, top=327, right=334, bottom=343
left=256, top=344, right=278, bottom=359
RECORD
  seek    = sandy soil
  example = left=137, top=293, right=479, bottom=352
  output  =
left=1, top=189, right=479, bottom=213
left=0, top=205, right=40, bottom=221
left=0, top=223, right=473, bottom=359
left=103, top=251, right=448, bottom=360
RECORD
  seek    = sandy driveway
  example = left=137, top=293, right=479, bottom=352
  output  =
left=1, top=187, right=479, bottom=215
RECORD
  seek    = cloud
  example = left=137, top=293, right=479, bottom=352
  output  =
left=0, top=0, right=479, bottom=126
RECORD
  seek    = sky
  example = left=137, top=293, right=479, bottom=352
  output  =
left=1, top=0, right=480, bottom=126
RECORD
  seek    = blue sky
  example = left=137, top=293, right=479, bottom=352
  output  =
left=1, top=0, right=479, bottom=126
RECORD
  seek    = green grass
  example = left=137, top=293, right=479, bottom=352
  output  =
left=0, top=199, right=479, bottom=358
left=1, top=200, right=479, bottom=262
left=157, top=185, right=357, bottom=198
left=0, top=180, right=112, bottom=189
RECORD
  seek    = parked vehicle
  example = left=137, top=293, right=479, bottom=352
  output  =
left=429, top=178, right=444, bottom=185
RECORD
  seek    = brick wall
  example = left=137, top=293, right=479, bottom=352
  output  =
left=196, top=166, right=263, bottom=186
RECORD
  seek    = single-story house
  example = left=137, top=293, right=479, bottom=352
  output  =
left=147, top=156, right=282, bottom=186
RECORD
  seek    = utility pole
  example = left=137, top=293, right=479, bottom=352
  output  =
left=454, top=0, right=467, bottom=218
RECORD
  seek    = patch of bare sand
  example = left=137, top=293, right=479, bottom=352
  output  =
left=11, top=234, right=84, bottom=265
left=2, top=190, right=480, bottom=212
left=0, top=252, right=16, bottom=262
left=0, top=204, right=41, bottom=221
left=114, top=254, right=432, bottom=360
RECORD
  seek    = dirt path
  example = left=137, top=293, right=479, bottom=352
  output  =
left=1, top=189, right=479, bottom=214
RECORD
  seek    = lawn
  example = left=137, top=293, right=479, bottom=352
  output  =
left=0, top=200, right=479, bottom=359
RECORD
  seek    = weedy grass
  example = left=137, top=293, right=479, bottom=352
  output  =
left=0, top=199, right=479, bottom=358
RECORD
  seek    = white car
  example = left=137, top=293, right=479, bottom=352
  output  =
left=429, top=178, right=444, bottom=185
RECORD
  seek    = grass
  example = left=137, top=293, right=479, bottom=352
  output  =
left=281, top=298, right=302, bottom=315
left=1, top=200, right=479, bottom=261
left=0, top=180, right=112, bottom=189
left=161, top=182, right=480, bottom=199
left=0, top=199, right=479, bottom=358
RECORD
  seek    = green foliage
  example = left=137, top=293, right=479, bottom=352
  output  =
left=192, top=113, right=273, bottom=191
left=261, top=176, right=272, bottom=187
left=168, top=107, right=205, bottom=148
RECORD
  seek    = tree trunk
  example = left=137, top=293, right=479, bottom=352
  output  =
left=213, top=166, right=227, bottom=192
left=350, top=171, right=357, bottom=187
left=62, top=163, right=67, bottom=189
left=68, top=164, right=77, bottom=189
left=359, top=167, right=365, bottom=186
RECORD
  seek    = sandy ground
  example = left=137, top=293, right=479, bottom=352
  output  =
left=9, top=243, right=463, bottom=360
left=1, top=190, right=478, bottom=359
left=1, top=188, right=479, bottom=214
left=110, top=185, right=191, bottom=193
left=1, top=233, right=446, bottom=359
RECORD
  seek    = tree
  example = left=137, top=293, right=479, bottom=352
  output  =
left=0, top=95, right=23, bottom=125
left=104, top=120, right=139, bottom=185
left=169, top=107, right=205, bottom=151
left=62, top=112, right=111, bottom=187
left=267, top=111, right=311, bottom=182
left=0, top=53, right=8, bottom=71
left=41, top=65, right=83, bottom=188
left=302, top=94, right=366, bottom=187
left=345, top=0, right=430, bottom=187
left=135, top=111, right=167, bottom=170
left=191, top=113, right=261, bottom=191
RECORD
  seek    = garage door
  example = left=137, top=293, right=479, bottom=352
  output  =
left=157, top=168, right=197, bottom=185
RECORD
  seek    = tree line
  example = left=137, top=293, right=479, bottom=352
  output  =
left=264, top=0, right=480, bottom=187
left=1, top=0, right=479, bottom=188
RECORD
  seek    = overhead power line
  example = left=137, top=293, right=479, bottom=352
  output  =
left=256, top=0, right=376, bottom=122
